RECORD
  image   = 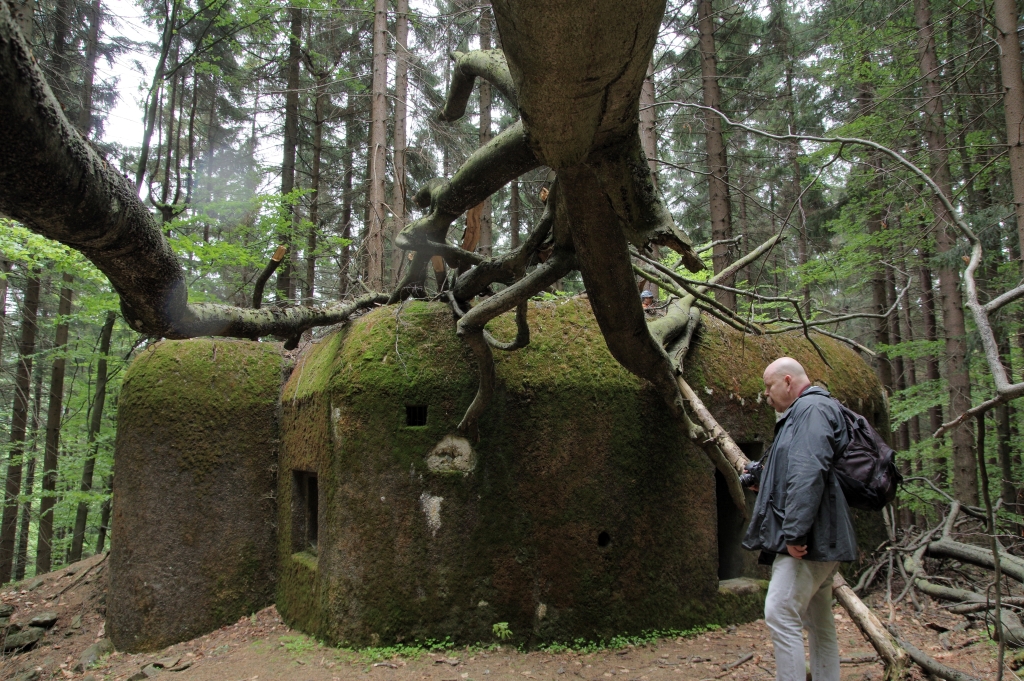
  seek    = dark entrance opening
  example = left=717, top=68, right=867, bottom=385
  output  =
left=406, top=405, right=428, bottom=426
left=716, top=442, right=763, bottom=579
left=292, top=470, right=319, bottom=554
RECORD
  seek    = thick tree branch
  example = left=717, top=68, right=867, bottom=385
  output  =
left=439, top=49, right=518, bottom=121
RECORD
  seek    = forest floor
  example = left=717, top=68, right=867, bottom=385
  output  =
left=0, top=554, right=1007, bottom=681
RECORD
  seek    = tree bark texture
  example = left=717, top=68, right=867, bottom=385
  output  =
left=36, top=273, right=74, bottom=574
left=69, top=309, right=115, bottom=563
left=993, top=0, right=1024, bottom=266
left=277, top=5, right=302, bottom=301
left=914, top=0, right=977, bottom=504
left=365, top=0, right=388, bottom=291
left=391, top=0, right=410, bottom=285
left=0, top=270, right=40, bottom=584
left=697, top=0, right=734, bottom=310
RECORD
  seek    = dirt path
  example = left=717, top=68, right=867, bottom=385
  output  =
left=0, top=556, right=1002, bottom=681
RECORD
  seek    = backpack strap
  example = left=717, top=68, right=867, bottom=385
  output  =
left=828, top=470, right=837, bottom=549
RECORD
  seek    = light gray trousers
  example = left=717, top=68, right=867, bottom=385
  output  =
left=764, top=554, right=840, bottom=681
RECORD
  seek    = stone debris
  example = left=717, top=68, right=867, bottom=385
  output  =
left=3, top=626, right=45, bottom=652
left=75, top=638, right=114, bottom=671
left=27, top=611, right=58, bottom=629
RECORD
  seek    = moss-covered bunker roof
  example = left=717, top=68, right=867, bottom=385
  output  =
left=283, top=298, right=883, bottom=420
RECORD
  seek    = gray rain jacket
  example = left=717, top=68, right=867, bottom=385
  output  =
left=741, top=386, right=858, bottom=562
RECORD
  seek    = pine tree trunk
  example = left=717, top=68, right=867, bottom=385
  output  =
left=697, top=0, right=734, bottom=310
left=919, top=263, right=946, bottom=486
left=277, top=6, right=302, bottom=301
left=35, top=273, right=73, bottom=574
left=339, top=115, right=354, bottom=298
left=13, top=366, right=42, bottom=580
left=78, top=0, right=101, bottom=134
left=69, top=310, right=115, bottom=562
left=0, top=269, right=41, bottom=583
left=993, top=0, right=1024, bottom=264
left=510, top=179, right=521, bottom=249
left=365, top=0, right=388, bottom=290
left=306, top=74, right=327, bottom=305
left=914, top=0, right=977, bottom=504
left=477, top=2, right=493, bottom=258
left=0, top=258, right=10, bottom=355
left=391, top=0, right=410, bottom=285
left=135, top=0, right=180, bottom=191
left=95, top=473, right=112, bottom=555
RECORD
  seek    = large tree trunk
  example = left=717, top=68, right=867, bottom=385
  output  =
left=914, top=0, right=977, bottom=504
left=13, top=364, right=42, bottom=580
left=365, top=0, right=388, bottom=290
left=278, top=5, right=302, bottom=301
left=993, top=0, right=1024, bottom=264
left=69, top=310, right=115, bottom=563
left=0, top=270, right=41, bottom=583
left=35, top=274, right=74, bottom=574
left=697, top=0, right=734, bottom=311
left=391, top=0, right=410, bottom=284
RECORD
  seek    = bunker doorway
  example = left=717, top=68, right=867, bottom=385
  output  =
left=716, top=442, right=763, bottom=580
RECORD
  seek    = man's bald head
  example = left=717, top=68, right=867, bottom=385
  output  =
left=762, top=357, right=812, bottom=413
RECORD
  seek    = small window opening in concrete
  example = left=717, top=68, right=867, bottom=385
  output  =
left=597, top=531, right=611, bottom=548
left=717, top=442, right=763, bottom=579
left=406, top=405, right=428, bottom=427
left=292, top=470, right=319, bottom=554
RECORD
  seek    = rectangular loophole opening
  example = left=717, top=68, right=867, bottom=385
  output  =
left=406, top=405, right=428, bottom=427
left=292, top=470, right=318, bottom=554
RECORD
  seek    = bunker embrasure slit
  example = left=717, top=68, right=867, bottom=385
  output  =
left=716, top=442, right=764, bottom=579
left=406, top=405, right=428, bottom=426
left=292, top=470, right=319, bottom=554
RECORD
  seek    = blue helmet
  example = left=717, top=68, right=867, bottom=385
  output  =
left=640, top=290, right=654, bottom=299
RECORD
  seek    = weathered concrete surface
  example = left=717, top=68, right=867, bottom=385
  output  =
left=276, top=299, right=884, bottom=647
left=108, top=339, right=283, bottom=652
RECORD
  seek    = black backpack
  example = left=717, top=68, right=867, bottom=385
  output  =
left=831, top=399, right=902, bottom=511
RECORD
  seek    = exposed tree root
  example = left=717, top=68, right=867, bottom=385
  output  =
left=453, top=248, right=576, bottom=434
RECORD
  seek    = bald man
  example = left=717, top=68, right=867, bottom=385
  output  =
left=742, top=358, right=856, bottom=681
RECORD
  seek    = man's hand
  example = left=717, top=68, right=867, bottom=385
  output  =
left=786, top=544, right=807, bottom=559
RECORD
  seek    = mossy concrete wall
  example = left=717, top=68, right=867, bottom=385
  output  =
left=276, top=299, right=885, bottom=647
left=108, top=339, right=283, bottom=652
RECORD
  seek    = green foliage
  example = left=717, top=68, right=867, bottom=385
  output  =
left=492, top=622, right=513, bottom=641
left=536, top=624, right=720, bottom=654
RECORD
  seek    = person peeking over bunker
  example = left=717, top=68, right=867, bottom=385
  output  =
left=741, top=357, right=857, bottom=681
left=641, top=289, right=656, bottom=314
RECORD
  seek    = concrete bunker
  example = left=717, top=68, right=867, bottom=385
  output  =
left=109, top=298, right=886, bottom=651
